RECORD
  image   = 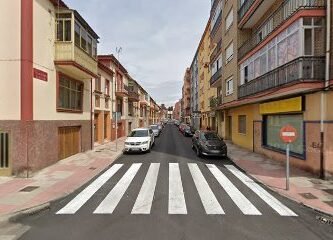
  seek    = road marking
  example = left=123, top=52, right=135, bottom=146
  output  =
left=207, top=164, right=261, bottom=215
left=132, top=163, right=160, bottom=214
left=168, top=163, right=187, bottom=214
left=56, top=164, right=123, bottom=214
left=188, top=164, right=224, bottom=214
left=225, top=165, right=297, bottom=217
left=94, top=163, right=142, bottom=214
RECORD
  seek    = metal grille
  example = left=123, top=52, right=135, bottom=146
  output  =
left=0, top=132, right=9, bottom=168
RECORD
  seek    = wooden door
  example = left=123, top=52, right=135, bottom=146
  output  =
left=58, top=127, right=81, bottom=160
left=94, top=113, right=99, bottom=142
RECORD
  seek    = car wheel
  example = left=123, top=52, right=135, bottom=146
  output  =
left=196, top=147, right=201, bottom=157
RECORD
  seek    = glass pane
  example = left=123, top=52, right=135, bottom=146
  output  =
left=64, top=20, right=71, bottom=41
left=303, top=17, right=312, bottom=26
left=56, top=20, right=63, bottom=41
left=277, top=38, right=288, bottom=66
left=314, top=28, right=325, bottom=55
left=75, top=22, right=80, bottom=47
left=87, top=36, right=92, bottom=55
left=81, top=30, right=87, bottom=51
left=304, top=29, right=313, bottom=55
left=265, top=115, right=304, bottom=155
left=287, top=32, right=299, bottom=61
left=268, top=46, right=276, bottom=71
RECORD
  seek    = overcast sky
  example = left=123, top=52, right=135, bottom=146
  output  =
left=66, top=0, right=210, bottom=107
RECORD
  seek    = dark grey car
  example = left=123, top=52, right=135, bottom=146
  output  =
left=192, top=130, right=227, bottom=158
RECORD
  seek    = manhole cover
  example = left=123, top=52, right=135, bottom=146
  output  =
left=299, top=193, right=318, bottom=199
left=324, top=201, right=333, bottom=208
left=316, top=216, right=333, bottom=225
left=20, top=186, right=39, bottom=192
left=323, top=189, right=333, bottom=195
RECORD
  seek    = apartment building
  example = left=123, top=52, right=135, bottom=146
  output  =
left=0, top=0, right=100, bottom=176
left=207, top=0, right=332, bottom=178
left=98, top=55, right=130, bottom=139
left=197, top=20, right=218, bottom=131
left=139, top=88, right=150, bottom=128
left=181, top=69, right=192, bottom=124
left=93, top=61, right=114, bottom=144
left=128, top=78, right=141, bottom=131
left=173, top=100, right=181, bottom=121
left=190, top=54, right=200, bottom=129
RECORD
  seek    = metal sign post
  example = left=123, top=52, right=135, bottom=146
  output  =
left=280, top=125, right=297, bottom=191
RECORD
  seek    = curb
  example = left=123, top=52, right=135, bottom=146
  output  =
left=2, top=150, right=124, bottom=224
left=228, top=155, right=333, bottom=218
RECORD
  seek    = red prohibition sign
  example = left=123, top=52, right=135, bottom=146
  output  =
left=280, top=125, right=298, bottom=143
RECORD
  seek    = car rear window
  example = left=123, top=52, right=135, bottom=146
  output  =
left=150, top=125, right=158, bottom=129
left=129, top=130, right=148, bottom=137
left=202, top=132, right=220, bottom=140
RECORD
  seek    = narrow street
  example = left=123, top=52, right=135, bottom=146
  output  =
left=18, top=124, right=333, bottom=240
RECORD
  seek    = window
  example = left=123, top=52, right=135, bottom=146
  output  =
left=264, top=114, right=304, bottom=156
left=95, top=95, right=100, bottom=108
left=226, top=42, right=234, bottom=63
left=238, top=115, right=246, bottom=134
left=105, top=98, right=109, bottom=109
left=225, top=8, right=233, bottom=31
left=74, top=22, right=80, bottom=47
left=226, top=77, right=233, bottom=95
left=81, top=30, right=87, bottom=51
left=105, top=80, right=110, bottom=95
left=56, top=19, right=71, bottom=41
left=87, top=36, right=93, bottom=56
left=211, top=1, right=222, bottom=31
left=95, top=77, right=101, bottom=92
left=58, top=75, right=83, bottom=111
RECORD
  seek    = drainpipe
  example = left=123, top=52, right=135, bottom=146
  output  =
left=319, top=0, right=331, bottom=179
left=90, top=79, right=93, bottom=151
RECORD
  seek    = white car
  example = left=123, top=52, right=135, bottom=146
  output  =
left=124, top=128, right=155, bottom=153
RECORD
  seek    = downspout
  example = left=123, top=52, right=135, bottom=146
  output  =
left=319, top=0, right=331, bottom=179
left=90, top=79, right=93, bottom=150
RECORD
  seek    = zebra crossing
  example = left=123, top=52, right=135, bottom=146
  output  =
left=56, top=163, right=297, bottom=217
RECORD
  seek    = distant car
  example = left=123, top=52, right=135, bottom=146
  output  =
left=179, top=123, right=187, bottom=133
left=150, top=125, right=161, bottom=137
left=174, top=120, right=180, bottom=126
left=157, top=123, right=163, bottom=131
left=183, top=126, right=195, bottom=137
left=192, top=131, right=227, bottom=158
left=124, top=128, right=155, bottom=153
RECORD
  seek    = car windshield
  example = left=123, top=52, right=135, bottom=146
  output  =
left=150, top=125, right=158, bottom=130
left=202, top=132, right=220, bottom=141
left=129, top=130, right=148, bottom=137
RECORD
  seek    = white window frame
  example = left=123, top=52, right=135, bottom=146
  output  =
left=226, top=77, right=233, bottom=96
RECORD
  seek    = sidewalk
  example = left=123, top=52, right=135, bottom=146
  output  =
left=0, top=138, right=126, bottom=218
left=226, top=142, right=333, bottom=215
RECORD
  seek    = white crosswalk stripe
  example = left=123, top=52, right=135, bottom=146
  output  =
left=132, top=163, right=160, bottom=214
left=225, top=165, right=297, bottom=217
left=168, top=163, right=187, bottom=214
left=94, top=163, right=142, bottom=214
left=57, top=163, right=297, bottom=217
left=188, top=164, right=224, bottom=214
left=207, top=164, right=261, bottom=215
left=56, top=164, right=123, bottom=214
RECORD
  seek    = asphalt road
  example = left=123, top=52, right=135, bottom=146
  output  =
left=18, top=124, right=333, bottom=240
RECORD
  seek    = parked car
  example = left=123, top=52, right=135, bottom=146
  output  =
left=192, top=131, right=227, bottom=158
left=150, top=124, right=161, bottom=137
left=124, top=128, right=155, bottom=153
left=174, top=120, right=180, bottom=126
left=183, top=125, right=195, bottom=137
left=179, top=123, right=187, bottom=133
left=157, top=123, right=163, bottom=132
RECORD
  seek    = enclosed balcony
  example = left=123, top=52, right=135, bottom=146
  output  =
left=128, top=87, right=140, bottom=102
left=115, top=83, right=129, bottom=98
left=55, top=11, right=99, bottom=79
left=238, top=57, right=325, bottom=98
left=238, top=0, right=326, bottom=60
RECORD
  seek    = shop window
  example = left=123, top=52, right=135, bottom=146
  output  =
left=263, top=114, right=304, bottom=156
left=238, top=115, right=246, bottom=134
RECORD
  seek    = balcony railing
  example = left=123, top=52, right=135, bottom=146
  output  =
left=209, top=97, right=218, bottom=108
left=210, top=39, right=222, bottom=62
left=238, top=57, right=325, bottom=98
left=115, top=84, right=129, bottom=96
left=238, top=0, right=257, bottom=22
left=210, top=68, right=223, bottom=86
left=238, top=0, right=326, bottom=60
left=210, top=11, right=222, bottom=38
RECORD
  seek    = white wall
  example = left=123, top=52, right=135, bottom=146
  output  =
left=0, top=0, right=21, bottom=120
left=33, top=0, right=91, bottom=121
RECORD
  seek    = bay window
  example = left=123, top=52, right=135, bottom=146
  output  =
left=58, top=75, right=83, bottom=111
